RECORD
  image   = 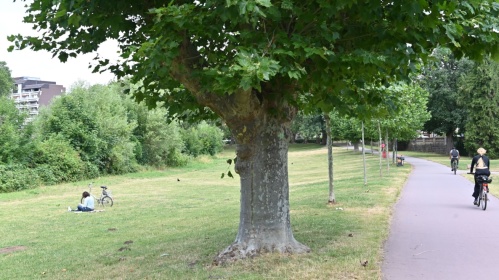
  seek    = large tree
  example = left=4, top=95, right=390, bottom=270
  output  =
left=458, top=58, right=499, bottom=158
left=11, top=0, right=499, bottom=263
left=420, top=48, right=473, bottom=150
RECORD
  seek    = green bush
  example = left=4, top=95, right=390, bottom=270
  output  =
left=166, top=148, right=190, bottom=167
left=0, top=164, right=40, bottom=193
left=197, top=121, right=224, bottom=156
left=29, top=136, right=86, bottom=184
left=35, top=83, right=138, bottom=175
left=181, top=128, right=202, bottom=157
left=140, top=109, right=187, bottom=167
left=181, top=121, right=224, bottom=157
left=108, top=142, right=140, bottom=174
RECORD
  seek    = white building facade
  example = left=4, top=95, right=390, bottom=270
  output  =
left=11, top=77, right=65, bottom=122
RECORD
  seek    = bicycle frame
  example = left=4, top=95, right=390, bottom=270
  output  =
left=476, top=175, right=490, bottom=211
left=83, top=183, right=114, bottom=207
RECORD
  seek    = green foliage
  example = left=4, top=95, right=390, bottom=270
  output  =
left=0, top=164, right=40, bottom=193
left=291, top=112, right=324, bottom=143
left=141, top=108, right=188, bottom=167
left=328, top=111, right=362, bottom=143
left=0, top=62, right=13, bottom=98
left=35, top=83, right=138, bottom=175
left=10, top=0, right=499, bottom=120
left=27, top=136, right=86, bottom=185
left=0, top=97, right=27, bottom=164
left=327, top=83, right=430, bottom=142
left=181, top=121, right=225, bottom=157
left=376, top=83, right=431, bottom=141
left=420, top=48, right=472, bottom=137
left=458, top=58, right=499, bottom=158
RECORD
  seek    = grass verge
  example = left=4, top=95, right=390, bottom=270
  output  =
left=0, top=144, right=411, bottom=279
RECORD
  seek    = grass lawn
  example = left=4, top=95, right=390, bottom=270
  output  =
left=0, top=144, right=411, bottom=280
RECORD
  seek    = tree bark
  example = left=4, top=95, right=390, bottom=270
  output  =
left=214, top=113, right=310, bottom=264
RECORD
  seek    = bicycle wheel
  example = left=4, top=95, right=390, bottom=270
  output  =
left=453, top=162, right=457, bottom=175
left=482, top=191, right=487, bottom=211
left=101, top=196, right=113, bottom=207
left=477, top=187, right=483, bottom=207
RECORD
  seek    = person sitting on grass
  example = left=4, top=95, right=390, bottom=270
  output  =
left=68, top=191, right=94, bottom=212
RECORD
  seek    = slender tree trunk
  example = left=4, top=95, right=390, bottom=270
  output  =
left=385, top=130, right=390, bottom=174
left=324, top=114, right=336, bottom=204
left=362, top=122, right=367, bottom=186
left=321, top=126, right=327, bottom=145
left=378, top=121, right=382, bottom=177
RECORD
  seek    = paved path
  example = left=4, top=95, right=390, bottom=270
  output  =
left=382, top=156, right=499, bottom=279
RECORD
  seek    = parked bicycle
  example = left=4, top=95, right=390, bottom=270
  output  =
left=82, top=183, right=114, bottom=207
left=468, top=173, right=491, bottom=210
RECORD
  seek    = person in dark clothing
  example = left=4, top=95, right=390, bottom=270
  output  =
left=469, top=147, right=491, bottom=205
left=449, top=147, right=460, bottom=171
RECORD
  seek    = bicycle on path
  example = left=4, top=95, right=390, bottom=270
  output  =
left=82, top=183, right=114, bottom=207
left=468, top=173, right=491, bottom=211
left=451, top=160, right=458, bottom=175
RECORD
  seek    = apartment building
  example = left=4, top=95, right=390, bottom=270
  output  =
left=11, top=77, right=65, bottom=122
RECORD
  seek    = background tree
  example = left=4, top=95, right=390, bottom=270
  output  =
left=0, top=97, right=26, bottom=164
left=12, top=0, right=499, bottom=263
left=291, top=112, right=324, bottom=143
left=458, top=58, right=499, bottom=158
left=377, top=83, right=431, bottom=141
left=35, top=83, right=139, bottom=176
left=0, top=62, right=13, bottom=98
left=419, top=48, right=473, bottom=151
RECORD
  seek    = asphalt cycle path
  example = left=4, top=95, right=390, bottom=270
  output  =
left=382, top=156, right=499, bottom=279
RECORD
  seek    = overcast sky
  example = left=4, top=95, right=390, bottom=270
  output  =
left=0, top=1, right=118, bottom=89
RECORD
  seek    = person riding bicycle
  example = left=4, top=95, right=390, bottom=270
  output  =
left=470, top=147, right=491, bottom=205
left=68, top=191, right=95, bottom=212
left=449, top=147, right=460, bottom=171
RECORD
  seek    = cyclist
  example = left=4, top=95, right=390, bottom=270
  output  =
left=449, top=147, right=460, bottom=171
left=470, top=147, right=490, bottom=205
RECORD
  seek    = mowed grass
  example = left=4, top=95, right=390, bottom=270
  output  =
left=0, top=144, right=411, bottom=280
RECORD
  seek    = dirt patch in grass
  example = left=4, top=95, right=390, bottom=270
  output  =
left=0, top=246, right=27, bottom=254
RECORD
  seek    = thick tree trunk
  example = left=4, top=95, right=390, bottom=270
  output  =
left=214, top=107, right=310, bottom=265
left=353, top=142, right=360, bottom=151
